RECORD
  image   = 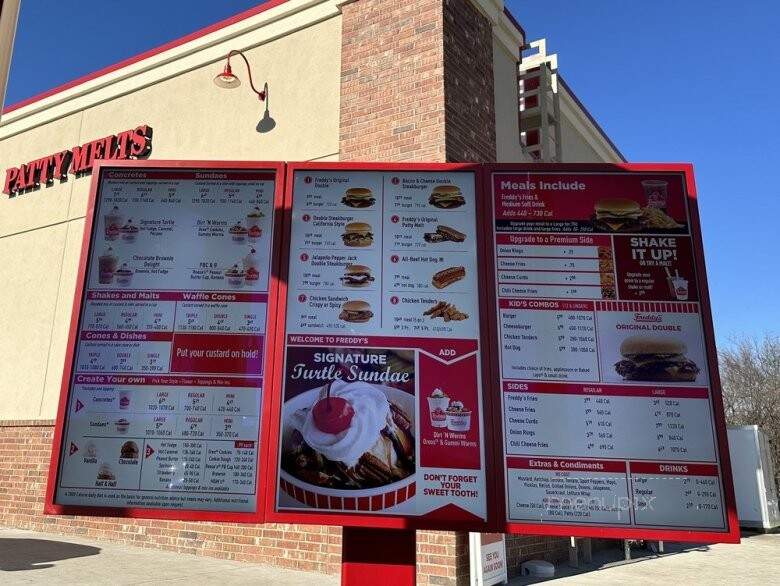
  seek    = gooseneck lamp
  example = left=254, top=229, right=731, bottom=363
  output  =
left=213, top=50, right=268, bottom=102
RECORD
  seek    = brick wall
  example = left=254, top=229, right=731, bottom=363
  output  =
left=442, top=0, right=497, bottom=162
left=339, top=0, right=447, bottom=162
left=339, top=0, right=496, bottom=164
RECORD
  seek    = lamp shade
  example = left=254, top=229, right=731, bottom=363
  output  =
left=213, top=64, right=241, bottom=89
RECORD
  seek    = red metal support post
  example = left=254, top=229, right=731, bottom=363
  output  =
left=341, top=527, right=416, bottom=586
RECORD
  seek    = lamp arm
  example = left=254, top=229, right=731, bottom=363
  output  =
left=227, top=50, right=267, bottom=101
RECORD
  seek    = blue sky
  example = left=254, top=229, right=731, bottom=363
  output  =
left=6, top=1, right=778, bottom=345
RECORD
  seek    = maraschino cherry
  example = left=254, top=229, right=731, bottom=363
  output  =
left=312, top=381, right=354, bottom=434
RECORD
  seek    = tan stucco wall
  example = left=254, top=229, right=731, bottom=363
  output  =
left=492, top=38, right=529, bottom=163
left=559, top=113, right=606, bottom=163
left=0, top=15, right=342, bottom=421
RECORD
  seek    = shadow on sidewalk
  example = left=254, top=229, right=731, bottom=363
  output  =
left=0, top=538, right=100, bottom=571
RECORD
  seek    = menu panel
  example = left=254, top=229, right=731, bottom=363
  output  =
left=493, top=171, right=728, bottom=532
left=276, top=168, right=488, bottom=521
left=55, top=167, right=279, bottom=513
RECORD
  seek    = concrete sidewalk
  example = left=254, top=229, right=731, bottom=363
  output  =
left=1, top=528, right=778, bottom=585
left=0, top=528, right=340, bottom=585
left=512, top=533, right=780, bottom=585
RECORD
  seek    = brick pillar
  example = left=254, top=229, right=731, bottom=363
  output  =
left=340, top=2, right=498, bottom=584
left=339, top=0, right=447, bottom=162
left=442, top=0, right=497, bottom=162
left=339, top=0, right=496, bottom=164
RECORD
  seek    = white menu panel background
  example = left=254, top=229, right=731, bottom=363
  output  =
left=55, top=168, right=277, bottom=513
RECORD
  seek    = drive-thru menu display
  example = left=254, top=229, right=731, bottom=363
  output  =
left=491, top=169, right=731, bottom=533
left=272, top=165, right=488, bottom=523
left=53, top=164, right=281, bottom=514
left=47, top=161, right=736, bottom=541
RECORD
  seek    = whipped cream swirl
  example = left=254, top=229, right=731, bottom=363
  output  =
left=298, top=381, right=390, bottom=468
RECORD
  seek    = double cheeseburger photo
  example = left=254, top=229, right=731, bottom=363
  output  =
left=429, top=185, right=465, bottom=209
left=615, top=336, right=700, bottom=382
left=341, top=222, right=373, bottom=247
left=592, top=198, right=643, bottom=232
left=341, top=264, right=375, bottom=288
left=342, top=187, right=375, bottom=208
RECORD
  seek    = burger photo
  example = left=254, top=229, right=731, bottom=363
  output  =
left=429, top=185, right=465, bottom=209
left=339, top=300, right=374, bottom=323
left=341, top=264, right=375, bottom=288
left=341, top=222, right=374, bottom=247
left=342, top=187, right=376, bottom=208
left=592, top=198, right=643, bottom=232
left=615, top=336, right=700, bottom=382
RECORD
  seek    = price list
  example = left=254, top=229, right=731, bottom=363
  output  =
left=492, top=169, right=731, bottom=535
left=55, top=166, right=279, bottom=514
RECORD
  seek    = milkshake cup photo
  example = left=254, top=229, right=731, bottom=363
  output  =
left=665, top=268, right=689, bottom=301
left=641, top=179, right=668, bottom=211
left=672, top=277, right=689, bottom=301
left=427, top=388, right=450, bottom=428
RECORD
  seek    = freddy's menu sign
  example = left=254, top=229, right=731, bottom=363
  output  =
left=53, top=165, right=280, bottom=515
left=273, top=166, right=488, bottom=522
left=491, top=169, right=732, bottom=535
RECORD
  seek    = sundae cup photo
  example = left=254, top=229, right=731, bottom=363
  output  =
left=104, top=206, right=123, bottom=241
left=445, top=401, right=472, bottom=432
left=119, top=391, right=130, bottom=410
left=97, top=463, right=115, bottom=481
left=427, top=388, right=450, bottom=428
left=121, top=219, right=139, bottom=242
left=247, top=208, right=264, bottom=240
left=280, top=380, right=415, bottom=493
left=230, top=221, right=248, bottom=243
left=98, top=247, right=119, bottom=284
left=246, top=207, right=265, bottom=229
left=225, top=264, right=245, bottom=288
left=243, top=248, right=260, bottom=283
left=115, top=418, right=130, bottom=434
left=115, top=263, right=134, bottom=287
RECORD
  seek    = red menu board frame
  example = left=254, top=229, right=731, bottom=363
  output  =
left=41, top=159, right=739, bottom=544
left=263, top=162, right=498, bottom=531
left=44, top=159, right=286, bottom=523
left=482, top=163, right=740, bottom=543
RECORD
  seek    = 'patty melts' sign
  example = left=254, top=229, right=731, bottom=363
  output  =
left=3, top=124, right=152, bottom=197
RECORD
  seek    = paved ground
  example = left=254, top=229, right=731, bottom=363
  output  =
left=0, top=528, right=339, bottom=585
left=512, top=532, right=780, bottom=585
left=1, top=528, right=778, bottom=584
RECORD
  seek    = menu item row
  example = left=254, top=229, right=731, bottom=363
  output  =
left=506, top=458, right=724, bottom=529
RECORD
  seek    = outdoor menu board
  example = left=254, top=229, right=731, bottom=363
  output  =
left=489, top=165, right=735, bottom=537
left=45, top=160, right=737, bottom=541
left=268, top=163, right=490, bottom=526
left=49, top=161, right=282, bottom=518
